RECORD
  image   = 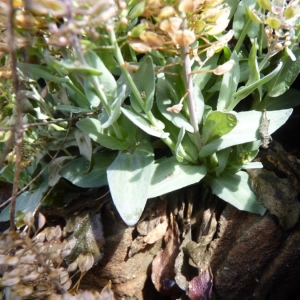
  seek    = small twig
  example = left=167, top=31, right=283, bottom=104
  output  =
left=7, top=0, right=23, bottom=231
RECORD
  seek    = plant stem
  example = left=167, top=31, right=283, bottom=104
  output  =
left=180, top=17, right=202, bottom=151
left=8, top=0, right=22, bottom=231
left=234, top=3, right=259, bottom=54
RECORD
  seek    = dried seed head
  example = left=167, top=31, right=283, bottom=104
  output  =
left=167, top=104, right=183, bottom=114
left=67, top=260, right=78, bottom=272
left=11, top=284, right=33, bottom=297
left=172, top=29, right=196, bottom=46
left=213, top=60, right=235, bottom=75
left=178, top=0, right=195, bottom=12
left=2, top=275, right=21, bottom=286
left=158, top=6, right=176, bottom=19
left=129, top=40, right=152, bottom=53
left=22, top=270, right=40, bottom=282
left=59, top=270, right=70, bottom=285
left=34, top=232, right=46, bottom=243
left=19, top=254, right=36, bottom=264
left=140, top=31, right=165, bottom=47
left=77, top=253, right=94, bottom=273
left=160, top=17, right=182, bottom=33
left=38, top=212, right=46, bottom=230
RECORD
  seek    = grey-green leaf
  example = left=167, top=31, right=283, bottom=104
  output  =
left=121, top=107, right=169, bottom=138
left=148, top=157, right=207, bottom=198
left=107, top=140, right=154, bottom=226
left=60, top=151, right=117, bottom=188
left=206, top=170, right=266, bottom=214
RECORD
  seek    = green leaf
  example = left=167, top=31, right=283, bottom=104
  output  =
left=0, top=172, right=49, bottom=222
left=199, top=109, right=292, bottom=157
left=76, top=118, right=129, bottom=150
left=48, top=156, right=74, bottom=186
left=131, top=56, right=155, bottom=113
left=101, top=86, right=125, bottom=128
left=202, top=111, right=238, bottom=145
left=156, top=77, right=194, bottom=132
left=175, top=127, right=185, bottom=162
left=128, top=0, right=145, bottom=20
left=75, top=131, right=92, bottom=161
left=148, top=157, right=207, bottom=198
left=228, top=61, right=282, bottom=110
left=120, top=107, right=169, bottom=138
left=18, top=63, right=69, bottom=83
left=206, top=171, right=266, bottom=214
left=84, top=79, right=101, bottom=107
left=107, top=140, right=154, bottom=226
left=247, top=39, right=260, bottom=85
left=193, top=53, right=220, bottom=90
left=84, top=50, right=117, bottom=103
left=267, top=48, right=300, bottom=98
left=233, top=0, right=260, bottom=39
left=60, top=151, right=117, bottom=188
left=266, top=88, right=300, bottom=110
left=217, top=51, right=239, bottom=111
left=164, top=57, right=186, bottom=98
left=215, top=148, right=231, bottom=176
left=194, top=85, right=205, bottom=124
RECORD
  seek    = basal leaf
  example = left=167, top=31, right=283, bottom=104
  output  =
left=202, top=111, right=237, bottom=145
left=229, top=61, right=282, bottom=110
left=107, top=140, right=154, bottom=226
left=199, top=109, right=292, bottom=157
left=131, top=56, right=155, bottom=113
left=148, top=157, right=207, bottom=198
left=217, top=51, right=239, bottom=111
left=267, top=48, right=300, bottom=98
left=18, top=63, right=69, bottom=83
left=206, top=170, right=266, bottom=214
left=84, top=50, right=117, bottom=103
left=0, top=172, right=49, bottom=222
left=156, top=77, right=194, bottom=132
left=120, top=107, right=169, bottom=138
left=60, top=152, right=117, bottom=188
left=76, top=118, right=129, bottom=150
left=266, top=88, right=300, bottom=110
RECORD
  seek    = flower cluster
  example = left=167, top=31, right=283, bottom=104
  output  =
left=249, top=0, right=300, bottom=59
left=128, top=0, right=231, bottom=53
left=0, top=212, right=96, bottom=299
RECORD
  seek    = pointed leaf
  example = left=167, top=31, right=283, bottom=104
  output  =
left=148, top=157, right=207, bottom=198
left=60, top=152, right=117, bottom=188
left=206, top=171, right=266, bottom=214
left=156, top=77, right=194, bottom=132
left=229, top=61, right=282, bottom=110
left=107, top=140, right=154, bottom=226
left=121, top=107, right=169, bottom=138
left=131, top=56, right=155, bottom=113
left=199, top=109, right=292, bottom=157
left=202, top=111, right=237, bottom=145
left=217, top=51, right=239, bottom=111
left=84, top=50, right=117, bottom=103
left=76, top=118, right=129, bottom=150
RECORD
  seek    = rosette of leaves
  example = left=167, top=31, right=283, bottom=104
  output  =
left=0, top=0, right=298, bottom=227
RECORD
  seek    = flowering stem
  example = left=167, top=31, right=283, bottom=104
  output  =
left=107, top=25, right=195, bottom=162
left=180, top=18, right=202, bottom=151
